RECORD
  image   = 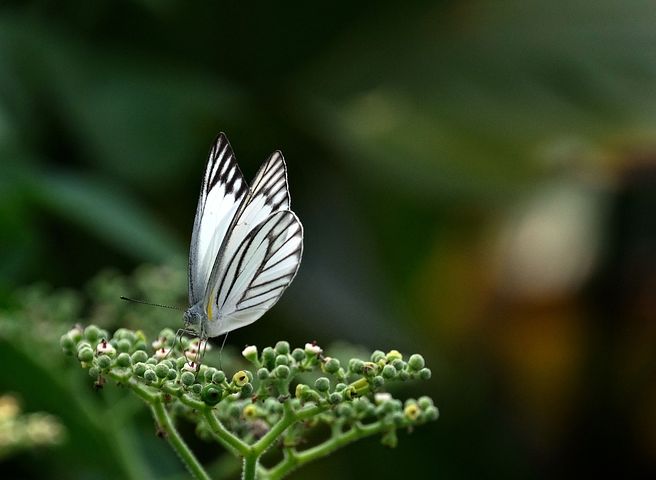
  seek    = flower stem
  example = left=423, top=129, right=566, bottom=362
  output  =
left=242, top=454, right=258, bottom=480
left=150, top=399, right=211, bottom=480
left=264, top=421, right=387, bottom=480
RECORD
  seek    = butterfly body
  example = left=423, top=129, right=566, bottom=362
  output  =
left=184, top=133, right=303, bottom=340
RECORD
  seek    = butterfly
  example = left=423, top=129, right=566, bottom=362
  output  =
left=182, top=133, right=303, bottom=342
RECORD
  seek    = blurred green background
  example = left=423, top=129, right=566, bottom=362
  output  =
left=2, top=0, right=656, bottom=478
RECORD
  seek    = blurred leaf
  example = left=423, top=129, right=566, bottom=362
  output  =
left=30, top=170, right=183, bottom=262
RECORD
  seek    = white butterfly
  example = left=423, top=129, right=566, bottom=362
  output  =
left=182, top=133, right=303, bottom=340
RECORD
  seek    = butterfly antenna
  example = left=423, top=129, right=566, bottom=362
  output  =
left=120, top=296, right=183, bottom=311
left=218, top=332, right=229, bottom=371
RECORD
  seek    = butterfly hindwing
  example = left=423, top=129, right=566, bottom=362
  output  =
left=206, top=210, right=303, bottom=337
left=189, top=133, right=247, bottom=305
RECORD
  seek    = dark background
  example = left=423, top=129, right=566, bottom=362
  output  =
left=1, top=1, right=656, bottom=478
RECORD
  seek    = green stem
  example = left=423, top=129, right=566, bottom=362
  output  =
left=151, top=399, right=211, bottom=480
left=203, top=409, right=250, bottom=456
left=243, top=454, right=258, bottom=480
left=265, top=421, right=387, bottom=480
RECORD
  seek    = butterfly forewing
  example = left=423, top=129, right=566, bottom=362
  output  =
left=189, top=133, right=247, bottom=305
left=203, top=150, right=291, bottom=300
left=206, top=210, right=303, bottom=337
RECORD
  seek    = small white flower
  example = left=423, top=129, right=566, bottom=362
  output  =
left=184, top=347, right=198, bottom=361
left=183, top=361, right=198, bottom=372
left=96, top=341, right=116, bottom=355
left=304, top=343, right=322, bottom=355
left=242, top=345, right=258, bottom=360
left=154, top=347, right=170, bottom=359
left=374, top=393, right=392, bottom=405
left=151, top=338, right=164, bottom=350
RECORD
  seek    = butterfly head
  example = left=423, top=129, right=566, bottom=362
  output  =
left=183, top=304, right=206, bottom=335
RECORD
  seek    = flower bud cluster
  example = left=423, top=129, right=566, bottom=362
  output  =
left=62, top=326, right=437, bottom=447
left=0, top=394, right=65, bottom=458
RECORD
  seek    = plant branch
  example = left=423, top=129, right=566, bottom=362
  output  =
left=265, top=421, right=388, bottom=480
left=203, top=408, right=250, bottom=456
left=151, top=399, right=211, bottom=480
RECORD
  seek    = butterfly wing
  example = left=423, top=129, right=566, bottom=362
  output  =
left=188, top=133, right=248, bottom=305
left=202, top=150, right=291, bottom=302
left=206, top=210, right=303, bottom=337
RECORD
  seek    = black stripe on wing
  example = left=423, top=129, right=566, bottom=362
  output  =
left=188, top=133, right=248, bottom=304
left=249, top=151, right=290, bottom=211
left=214, top=211, right=302, bottom=313
left=204, top=133, right=248, bottom=198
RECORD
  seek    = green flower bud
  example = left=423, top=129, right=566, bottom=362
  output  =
left=228, top=403, right=241, bottom=418
left=386, top=350, right=403, bottom=362
left=398, top=370, right=410, bottom=381
left=335, top=383, right=347, bottom=392
left=134, top=363, right=147, bottom=377
left=116, top=352, right=131, bottom=368
left=116, top=339, right=131, bottom=353
left=264, top=397, right=282, bottom=414
left=372, top=376, right=385, bottom=388
left=295, top=384, right=308, bottom=399
left=232, top=370, right=249, bottom=386
left=131, top=350, right=148, bottom=364
left=201, top=384, right=222, bottom=405
left=363, top=362, right=379, bottom=376
left=329, top=392, right=342, bottom=404
left=167, top=369, right=177, bottom=381
left=155, top=363, right=169, bottom=378
left=418, top=368, right=432, bottom=380
left=348, top=359, right=364, bottom=374
left=68, top=327, right=83, bottom=342
left=291, top=348, right=305, bottom=362
left=134, top=341, right=147, bottom=351
left=322, top=357, right=341, bottom=374
left=241, top=345, right=258, bottom=363
left=147, top=358, right=159, bottom=366
left=261, top=347, right=276, bottom=368
left=274, top=365, right=290, bottom=379
left=423, top=405, right=439, bottom=421
left=274, top=341, right=290, bottom=355
left=144, top=369, right=158, bottom=383
left=239, top=383, right=253, bottom=398
left=77, top=347, right=94, bottom=363
left=96, top=354, right=112, bottom=369
left=257, top=368, right=270, bottom=380
left=370, top=350, right=386, bottom=363
left=418, top=396, right=433, bottom=409
left=408, top=354, right=425, bottom=371
left=337, top=403, right=354, bottom=418
left=88, top=366, right=100, bottom=378
left=60, top=334, right=76, bottom=352
left=275, top=355, right=289, bottom=366
left=203, top=367, right=217, bottom=383
left=391, top=411, right=405, bottom=427
left=392, top=359, right=406, bottom=371
left=212, top=371, right=226, bottom=384
left=159, top=328, right=176, bottom=342
left=191, top=383, right=202, bottom=395
left=180, top=371, right=196, bottom=386
left=353, top=397, right=371, bottom=414
left=83, top=325, right=100, bottom=343
left=314, top=377, right=330, bottom=392
left=381, top=365, right=396, bottom=379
